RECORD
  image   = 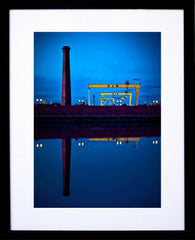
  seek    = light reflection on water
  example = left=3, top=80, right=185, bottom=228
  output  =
left=34, top=135, right=161, bottom=208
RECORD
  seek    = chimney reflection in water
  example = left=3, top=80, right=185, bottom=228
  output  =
left=61, top=138, right=71, bottom=196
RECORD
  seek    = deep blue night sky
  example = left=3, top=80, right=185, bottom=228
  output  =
left=34, top=32, right=161, bottom=105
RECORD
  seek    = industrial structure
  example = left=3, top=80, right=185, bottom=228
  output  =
left=88, top=83, right=140, bottom=106
left=60, top=45, right=141, bottom=106
left=62, top=46, right=71, bottom=106
left=100, top=92, right=132, bottom=106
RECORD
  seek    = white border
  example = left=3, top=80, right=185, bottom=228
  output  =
left=10, top=10, right=184, bottom=230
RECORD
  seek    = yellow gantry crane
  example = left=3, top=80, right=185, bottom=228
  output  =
left=88, top=82, right=141, bottom=106
left=100, top=92, right=132, bottom=106
left=100, top=97, right=115, bottom=106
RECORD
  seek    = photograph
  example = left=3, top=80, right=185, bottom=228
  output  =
left=34, top=32, right=161, bottom=208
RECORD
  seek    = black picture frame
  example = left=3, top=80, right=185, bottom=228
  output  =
left=3, top=0, right=194, bottom=239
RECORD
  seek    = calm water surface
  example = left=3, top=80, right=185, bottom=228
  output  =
left=34, top=129, right=161, bottom=208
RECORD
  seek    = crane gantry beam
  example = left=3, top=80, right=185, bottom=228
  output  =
left=88, top=83, right=140, bottom=106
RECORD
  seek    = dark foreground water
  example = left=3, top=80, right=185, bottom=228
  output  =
left=34, top=126, right=161, bottom=208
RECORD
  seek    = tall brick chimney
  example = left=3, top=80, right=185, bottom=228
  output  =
left=62, top=46, right=71, bottom=106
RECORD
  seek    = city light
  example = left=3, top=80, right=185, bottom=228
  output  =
left=78, top=141, right=85, bottom=146
left=35, top=98, right=46, bottom=104
left=36, top=143, right=43, bottom=148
